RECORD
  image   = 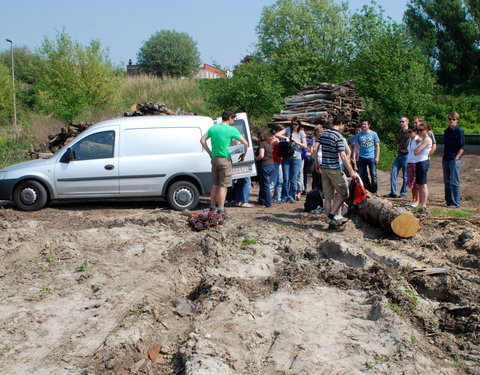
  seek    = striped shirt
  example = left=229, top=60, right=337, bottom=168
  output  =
left=319, top=129, right=345, bottom=169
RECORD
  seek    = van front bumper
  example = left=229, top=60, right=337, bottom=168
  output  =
left=0, top=178, right=17, bottom=200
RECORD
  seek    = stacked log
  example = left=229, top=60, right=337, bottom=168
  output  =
left=269, top=80, right=364, bottom=129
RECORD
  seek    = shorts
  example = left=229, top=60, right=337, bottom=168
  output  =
left=415, top=159, right=430, bottom=185
left=321, top=168, right=349, bottom=201
left=212, top=157, right=233, bottom=187
left=406, top=162, right=416, bottom=189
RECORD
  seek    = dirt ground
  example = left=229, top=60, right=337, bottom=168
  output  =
left=0, top=147, right=479, bottom=375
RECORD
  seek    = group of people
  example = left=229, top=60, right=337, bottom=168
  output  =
left=386, top=113, right=465, bottom=212
left=200, top=109, right=466, bottom=224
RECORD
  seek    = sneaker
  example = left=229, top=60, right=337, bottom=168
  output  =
left=333, top=215, right=349, bottom=225
left=238, top=202, right=254, bottom=208
left=405, top=203, right=418, bottom=207
left=217, top=210, right=229, bottom=221
left=311, top=206, right=325, bottom=214
left=414, top=205, right=427, bottom=214
left=383, top=193, right=398, bottom=198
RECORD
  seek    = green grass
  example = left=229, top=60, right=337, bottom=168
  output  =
left=241, top=237, right=259, bottom=246
left=430, top=208, right=474, bottom=218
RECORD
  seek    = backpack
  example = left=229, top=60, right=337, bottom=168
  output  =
left=304, top=188, right=324, bottom=212
left=187, top=210, right=224, bottom=231
left=348, top=177, right=368, bottom=210
left=277, top=140, right=295, bottom=158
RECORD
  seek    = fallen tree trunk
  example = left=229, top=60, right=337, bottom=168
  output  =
left=355, top=195, right=420, bottom=238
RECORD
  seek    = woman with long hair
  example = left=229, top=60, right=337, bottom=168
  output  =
left=275, top=119, right=307, bottom=203
left=255, top=131, right=275, bottom=207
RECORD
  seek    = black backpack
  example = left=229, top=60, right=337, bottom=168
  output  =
left=304, top=188, right=324, bottom=212
left=277, top=140, right=295, bottom=158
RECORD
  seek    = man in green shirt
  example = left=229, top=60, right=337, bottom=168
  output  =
left=200, top=110, right=248, bottom=218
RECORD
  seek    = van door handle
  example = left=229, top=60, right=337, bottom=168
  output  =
left=104, top=164, right=114, bottom=170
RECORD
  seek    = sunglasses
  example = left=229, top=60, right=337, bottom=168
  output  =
left=448, top=118, right=457, bottom=121
left=407, top=130, right=414, bottom=133
left=417, top=128, right=426, bottom=131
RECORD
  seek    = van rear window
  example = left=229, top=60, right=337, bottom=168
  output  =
left=121, top=127, right=202, bottom=156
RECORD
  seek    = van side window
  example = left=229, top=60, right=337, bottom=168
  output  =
left=229, top=119, right=249, bottom=156
left=71, top=131, right=115, bottom=160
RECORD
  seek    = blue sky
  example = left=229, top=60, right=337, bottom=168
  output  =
left=1, top=0, right=407, bottom=70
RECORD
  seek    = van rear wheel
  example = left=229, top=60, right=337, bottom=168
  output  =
left=13, top=180, right=48, bottom=211
left=167, top=181, right=199, bottom=211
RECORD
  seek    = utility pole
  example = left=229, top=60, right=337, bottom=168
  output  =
left=5, top=38, right=18, bottom=135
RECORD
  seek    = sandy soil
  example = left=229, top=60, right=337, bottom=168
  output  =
left=0, top=147, right=479, bottom=375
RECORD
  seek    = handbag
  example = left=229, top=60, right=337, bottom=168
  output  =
left=277, top=140, right=295, bottom=158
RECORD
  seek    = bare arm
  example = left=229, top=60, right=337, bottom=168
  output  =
left=428, top=142, right=437, bottom=157
left=339, top=151, right=358, bottom=178
left=255, top=147, right=265, bottom=161
left=374, top=142, right=380, bottom=164
left=414, top=137, right=432, bottom=155
left=353, top=143, right=359, bottom=161
left=200, top=134, right=211, bottom=157
left=238, top=136, right=249, bottom=162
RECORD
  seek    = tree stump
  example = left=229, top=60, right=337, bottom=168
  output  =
left=356, top=195, right=420, bottom=238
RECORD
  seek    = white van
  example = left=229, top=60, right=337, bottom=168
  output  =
left=0, top=113, right=257, bottom=211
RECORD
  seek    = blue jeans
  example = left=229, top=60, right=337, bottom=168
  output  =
left=281, top=158, right=302, bottom=202
left=443, top=159, right=461, bottom=207
left=270, top=162, right=282, bottom=201
left=358, top=157, right=377, bottom=194
left=226, top=177, right=251, bottom=203
left=259, top=164, right=275, bottom=207
left=390, top=155, right=407, bottom=196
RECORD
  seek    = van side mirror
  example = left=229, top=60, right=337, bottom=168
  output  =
left=62, top=148, right=74, bottom=163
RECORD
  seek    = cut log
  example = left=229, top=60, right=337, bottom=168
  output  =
left=356, top=195, right=420, bottom=238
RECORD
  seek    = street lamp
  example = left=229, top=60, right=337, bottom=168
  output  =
left=5, top=38, right=18, bottom=135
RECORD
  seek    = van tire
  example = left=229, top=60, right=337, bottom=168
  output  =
left=13, top=180, right=48, bottom=211
left=167, top=181, right=199, bottom=210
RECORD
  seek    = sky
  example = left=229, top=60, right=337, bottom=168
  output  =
left=1, top=0, right=408, bottom=71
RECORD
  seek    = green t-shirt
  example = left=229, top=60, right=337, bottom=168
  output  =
left=206, top=123, right=242, bottom=158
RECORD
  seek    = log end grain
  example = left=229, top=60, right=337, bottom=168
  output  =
left=391, top=214, right=420, bottom=238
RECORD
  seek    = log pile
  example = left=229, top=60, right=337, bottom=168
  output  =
left=124, top=102, right=196, bottom=117
left=269, top=80, right=364, bottom=129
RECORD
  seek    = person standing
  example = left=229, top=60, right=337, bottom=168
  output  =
left=353, top=119, right=380, bottom=194
left=413, top=123, right=433, bottom=213
left=443, top=112, right=465, bottom=208
left=200, top=109, right=248, bottom=218
left=269, top=124, right=284, bottom=203
left=256, top=131, right=275, bottom=207
left=385, top=116, right=410, bottom=198
left=276, top=119, right=307, bottom=203
left=317, top=115, right=358, bottom=228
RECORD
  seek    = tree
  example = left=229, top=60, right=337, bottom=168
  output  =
left=351, top=4, right=437, bottom=138
left=404, top=0, right=480, bottom=89
left=256, top=0, right=352, bottom=94
left=204, top=59, right=284, bottom=121
left=137, top=30, right=201, bottom=78
left=0, top=62, right=13, bottom=124
left=34, top=30, right=119, bottom=122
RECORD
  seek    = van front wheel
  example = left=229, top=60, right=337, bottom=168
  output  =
left=13, top=180, right=48, bottom=211
left=167, top=181, right=199, bottom=211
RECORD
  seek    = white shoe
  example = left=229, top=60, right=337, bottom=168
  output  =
left=239, top=202, right=254, bottom=208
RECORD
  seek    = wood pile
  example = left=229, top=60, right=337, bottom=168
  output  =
left=124, top=102, right=196, bottom=117
left=28, top=102, right=191, bottom=158
left=269, top=80, right=364, bottom=129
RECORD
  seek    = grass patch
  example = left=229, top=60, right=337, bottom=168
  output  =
left=241, top=237, right=259, bottom=246
left=430, top=208, right=474, bottom=218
